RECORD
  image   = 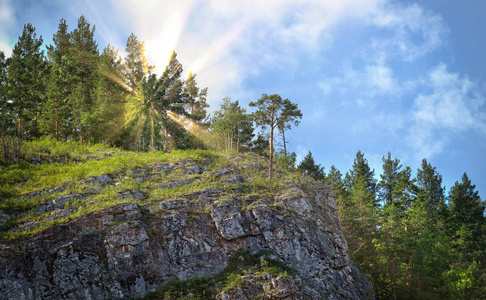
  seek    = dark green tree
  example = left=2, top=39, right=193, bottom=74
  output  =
left=7, top=23, right=47, bottom=140
left=0, top=50, right=15, bottom=165
left=251, top=132, right=269, bottom=157
left=445, top=173, right=486, bottom=299
left=183, top=71, right=209, bottom=122
left=379, top=152, right=402, bottom=205
left=68, top=15, right=99, bottom=143
left=93, top=44, right=127, bottom=145
left=249, top=94, right=302, bottom=180
left=340, top=151, right=378, bottom=274
left=43, top=18, right=73, bottom=141
left=415, top=159, right=447, bottom=230
left=297, top=151, right=325, bottom=181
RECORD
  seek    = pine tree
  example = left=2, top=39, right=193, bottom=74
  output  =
left=446, top=173, right=486, bottom=299
left=297, top=151, right=325, bottom=181
left=339, top=151, right=379, bottom=279
left=415, top=159, right=446, bottom=227
left=124, top=33, right=151, bottom=91
left=42, top=18, right=72, bottom=141
left=0, top=50, right=15, bottom=165
left=7, top=23, right=47, bottom=141
left=68, top=15, right=99, bottom=143
left=407, top=159, right=450, bottom=299
left=250, top=94, right=302, bottom=180
left=93, top=45, right=127, bottom=145
left=183, top=71, right=209, bottom=122
left=448, top=172, right=485, bottom=256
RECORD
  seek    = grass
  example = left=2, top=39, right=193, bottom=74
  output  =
left=0, top=138, right=301, bottom=243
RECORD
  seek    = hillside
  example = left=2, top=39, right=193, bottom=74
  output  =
left=0, top=140, right=374, bottom=299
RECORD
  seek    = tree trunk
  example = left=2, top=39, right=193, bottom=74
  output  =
left=150, top=105, right=155, bottom=152
left=269, top=125, right=274, bottom=180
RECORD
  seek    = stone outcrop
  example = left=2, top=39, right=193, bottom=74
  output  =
left=0, top=154, right=375, bottom=299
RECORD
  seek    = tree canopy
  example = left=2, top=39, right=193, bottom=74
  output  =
left=249, top=94, right=302, bottom=180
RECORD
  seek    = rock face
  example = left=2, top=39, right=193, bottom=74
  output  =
left=0, top=155, right=374, bottom=299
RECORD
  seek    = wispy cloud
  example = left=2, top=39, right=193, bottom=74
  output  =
left=0, top=0, right=15, bottom=57
left=407, top=63, right=486, bottom=159
left=116, top=0, right=398, bottom=104
left=368, top=2, right=446, bottom=61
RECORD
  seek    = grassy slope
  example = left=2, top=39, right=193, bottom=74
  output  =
left=0, top=138, right=292, bottom=242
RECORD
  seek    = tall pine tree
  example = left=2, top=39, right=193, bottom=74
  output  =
left=7, top=23, right=47, bottom=141
left=68, top=15, right=99, bottom=143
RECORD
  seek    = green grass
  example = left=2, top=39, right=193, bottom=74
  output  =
left=0, top=138, right=300, bottom=243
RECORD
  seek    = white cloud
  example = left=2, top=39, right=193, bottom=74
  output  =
left=407, top=63, right=486, bottom=159
left=111, top=0, right=448, bottom=116
left=115, top=0, right=405, bottom=103
left=317, top=58, right=399, bottom=105
left=0, top=0, right=14, bottom=57
left=368, top=2, right=446, bottom=61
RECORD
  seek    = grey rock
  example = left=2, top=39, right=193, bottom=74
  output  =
left=0, top=158, right=374, bottom=300
left=151, top=162, right=176, bottom=172
left=127, top=168, right=147, bottom=176
left=82, top=175, right=112, bottom=185
left=115, top=190, right=145, bottom=200
left=132, top=177, right=148, bottom=183
left=183, top=165, right=205, bottom=174
left=222, top=175, right=245, bottom=184
left=46, top=184, right=72, bottom=194
left=83, top=186, right=103, bottom=193
left=0, top=210, right=9, bottom=226
left=156, top=178, right=194, bottom=190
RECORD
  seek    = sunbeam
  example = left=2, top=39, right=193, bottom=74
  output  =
left=167, top=110, right=222, bottom=150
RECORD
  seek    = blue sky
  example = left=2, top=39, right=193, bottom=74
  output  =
left=1, top=0, right=485, bottom=199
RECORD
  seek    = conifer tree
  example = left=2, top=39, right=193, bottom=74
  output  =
left=250, top=94, right=302, bottom=180
left=340, top=151, right=378, bottom=273
left=124, top=33, right=151, bottom=91
left=183, top=72, right=209, bottom=122
left=446, top=173, right=486, bottom=299
left=68, top=15, right=99, bottom=143
left=297, top=151, right=325, bottom=181
left=406, top=159, right=450, bottom=298
left=93, top=45, right=127, bottom=145
left=7, top=23, right=47, bottom=141
left=0, top=50, right=15, bottom=165
left=43, top=18, right=72, bottom=141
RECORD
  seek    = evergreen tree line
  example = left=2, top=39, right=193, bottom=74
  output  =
left=0, top=16, right=210, bottom=165
left=295, top=150, right=485, bottom=299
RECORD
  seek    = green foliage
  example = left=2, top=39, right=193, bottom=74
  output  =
left=297, top=151, right=325, bottom=181
left=274, top=149, right=296, bottom=173
left=333, top=150, right=485, bottom=300
left=210, top=97, right=254, bottom=153
left=249, top=94, right=302, bottom=180
left=251, top=132, right=269, bottom=158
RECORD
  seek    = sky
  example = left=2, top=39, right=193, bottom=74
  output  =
left=1, top=0, right=485, bottom=199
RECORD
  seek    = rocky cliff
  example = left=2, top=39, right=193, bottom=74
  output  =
left=0, top=153, right=374, bottom=299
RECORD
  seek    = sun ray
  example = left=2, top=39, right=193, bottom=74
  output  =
left=167, top=111, right=222, bottom=150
